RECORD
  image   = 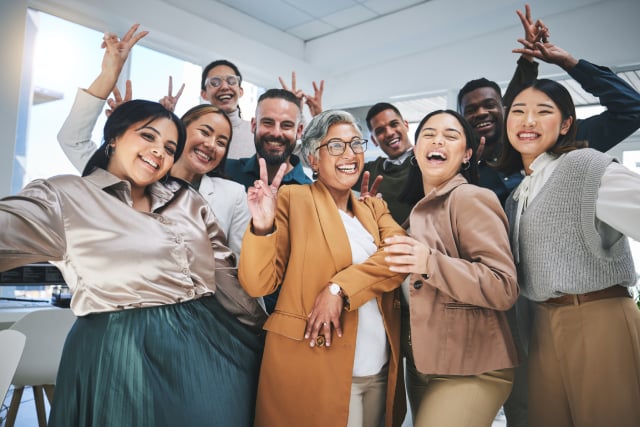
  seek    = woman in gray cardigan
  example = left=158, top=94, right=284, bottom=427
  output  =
left=497, top=78, right=640, bottom=427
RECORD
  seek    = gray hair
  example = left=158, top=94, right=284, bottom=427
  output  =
left=301, top=110, right=362, bottom=161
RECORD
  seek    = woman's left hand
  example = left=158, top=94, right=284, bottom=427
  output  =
left=305, top=286, right=344, bottom=348
left=384, top=235, right=430, bottom=274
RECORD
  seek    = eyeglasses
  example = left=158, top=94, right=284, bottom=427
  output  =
left=315, top=139, right=367, bottom=156
left=206, top=75, right=241, bottom=88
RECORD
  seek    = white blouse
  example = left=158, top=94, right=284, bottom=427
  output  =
left=338, top=210, right=389, bottom=377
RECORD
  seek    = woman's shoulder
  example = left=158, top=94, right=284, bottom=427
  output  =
left=450, top=182, right=502, bottom=210
left=563, top=147, right=613, bottom=165
left=202, top=176, right=246, bottom=194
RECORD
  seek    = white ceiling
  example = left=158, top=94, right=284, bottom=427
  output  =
left=27, top=0, right=640, bottom=115
left=216, top=0, right=428, bottom=41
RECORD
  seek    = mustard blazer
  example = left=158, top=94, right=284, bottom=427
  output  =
left=239, top=181, right=407, bottom=427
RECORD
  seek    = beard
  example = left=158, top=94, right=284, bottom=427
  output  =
left=255, top=135, right=295, bottom=166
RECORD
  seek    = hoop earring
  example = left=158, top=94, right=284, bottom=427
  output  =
left=312, top=170, right=319, bottom=180
left=461, top=160, right=470, bottom=171
left=409, top=155, right=417, bottom=166
left=105, top=144, right=114, bottom=158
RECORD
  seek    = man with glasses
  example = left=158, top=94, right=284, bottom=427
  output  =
left=201, top=60, right=254, bottom=159
left=354, top=102, right=415, bottom=225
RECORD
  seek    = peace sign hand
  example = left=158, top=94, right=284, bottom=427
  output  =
left=158, top=76, right=185, bottom=112
left=358, top=171, right=383, bottom=201
left=247, top=158, right=287, bottom=235
left=105, top=80, right=132, bottom=117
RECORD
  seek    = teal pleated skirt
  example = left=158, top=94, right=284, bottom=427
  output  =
left=48, top=296, right=263, bottom=427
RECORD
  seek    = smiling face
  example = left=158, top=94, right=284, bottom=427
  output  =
left=506, top=87, right=572, bottom=173
left=460, top=87, right=504, bottom=153
left=415, top=112, right=472, bottom=193
left=309, top=122, right=364, bottom=197
left=252, top=97, right=303, bottom=166
left=368, top=108, right=413, bottom=159
left=107, top=117, right=178, bottom=192
left=200, top=64, right=244, bottom=114
left=173, top=112, right=231, bottom=182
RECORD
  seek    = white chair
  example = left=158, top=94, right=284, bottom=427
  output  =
left=4, top=308, right=76, bottom=427
left=0, top=330, right=26, bottom=405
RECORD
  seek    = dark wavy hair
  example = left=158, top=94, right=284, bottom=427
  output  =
left=82, top=100, right=186, bottom=178
left=400, top=109, right=479, bottom=205
left=495, top=79, right=584, bottom=175
left=180, top=104, right=233, bottom=178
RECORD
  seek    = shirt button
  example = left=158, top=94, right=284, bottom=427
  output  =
left=413, top=280, right=423, bottom=289
left=182, top=268, right=190, bottom=276
left=186, top=289, right=195, bottom=298
left=175, top=236, right=183, bottom=244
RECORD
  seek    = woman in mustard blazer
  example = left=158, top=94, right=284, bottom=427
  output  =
left=239, top=110, right=407, bottom=427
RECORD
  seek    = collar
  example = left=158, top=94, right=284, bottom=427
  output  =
left=242, top=154, right=312, bottom=184
left=309, top=180, right=380, bottom=274
left=84, top=168, right=185, bottom=211
left=383, top=148, right=413, bottom=168
left=422, top=173, right=468, bottom=202
left=226, top=108, right=244, bottom=127
left=528, top=152, right=558, bottom=175
left=513, top=152, right=558, bottom=202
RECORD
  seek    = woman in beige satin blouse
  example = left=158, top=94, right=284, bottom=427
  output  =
left=0, top=100, right=259, bottom=427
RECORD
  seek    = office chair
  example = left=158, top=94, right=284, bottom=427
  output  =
left=4, top=308, right=75, bottom=427
left=0, top=330, right=26, bottom=405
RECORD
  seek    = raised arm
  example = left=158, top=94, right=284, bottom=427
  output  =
left=57, top=24, right=147, bottom=172
left=502, top=4, right=548, bottom=107
left=514, top=40, right=640, bottom=151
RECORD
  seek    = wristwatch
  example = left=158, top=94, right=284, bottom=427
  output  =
left=328, top=283, right=343, bottom=296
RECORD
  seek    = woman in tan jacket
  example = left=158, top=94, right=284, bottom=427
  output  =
left=385, top=110, right=518, bottom=427
left=239, top=110, right=407, bottom=427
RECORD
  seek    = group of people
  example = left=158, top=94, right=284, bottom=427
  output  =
left=1, top=4, right=640, bottom=427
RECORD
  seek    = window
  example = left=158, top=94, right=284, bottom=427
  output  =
left=18, top=9, right=262, bottom=187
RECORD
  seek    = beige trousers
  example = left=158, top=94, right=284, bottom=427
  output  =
left=405, top=362, right=514, bottom=427
left=528, top=297, right=640, bottom=427
left=347, top=369, right=388, bottom=427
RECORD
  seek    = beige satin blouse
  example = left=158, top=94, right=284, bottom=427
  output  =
left=0, top=168, right=235, bottom=316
